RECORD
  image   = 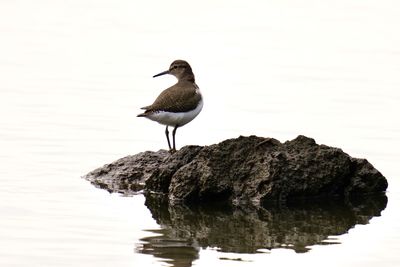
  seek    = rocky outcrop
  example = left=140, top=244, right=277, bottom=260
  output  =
left=85, top=150, right=170, bottom=194
left=84, top=135, right=388, bottom=205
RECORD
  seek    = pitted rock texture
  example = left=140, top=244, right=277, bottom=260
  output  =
left=84, top=135, right=388, bottom=205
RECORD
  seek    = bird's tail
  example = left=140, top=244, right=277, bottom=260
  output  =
left=137, top=106, right=150, bottom=117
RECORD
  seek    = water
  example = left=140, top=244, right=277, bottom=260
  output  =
left=1, top=1, right=399, bottom=266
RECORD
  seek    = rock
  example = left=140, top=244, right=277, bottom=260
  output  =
left=84, top=150, right=169, bottom=194
left=83, top=135, right=388, bottom=205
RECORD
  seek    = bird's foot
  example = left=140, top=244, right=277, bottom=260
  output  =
left=169, top=148, right=176, bottom=154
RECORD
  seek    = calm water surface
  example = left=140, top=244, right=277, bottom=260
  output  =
left=1, top=1, right=400, bottom=266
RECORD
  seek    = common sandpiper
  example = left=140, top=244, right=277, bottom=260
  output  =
left=137, top=60, right=203, bottom=153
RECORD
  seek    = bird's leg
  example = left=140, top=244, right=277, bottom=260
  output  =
left=171, top=125, right=178, bottom=153
left=165, top=126, right=172, bottom=151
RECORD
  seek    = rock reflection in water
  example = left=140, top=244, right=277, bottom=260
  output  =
left=136, top=194, right=387, bottom=266
left=137, top=228, right=199, bottom=267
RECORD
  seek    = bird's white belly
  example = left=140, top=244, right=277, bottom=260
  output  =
left=147, top=99, right=203, bottom=127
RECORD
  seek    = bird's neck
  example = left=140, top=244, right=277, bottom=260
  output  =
left=178, top=73, right=195, bottom=83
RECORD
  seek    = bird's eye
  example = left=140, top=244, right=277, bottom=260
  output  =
left=173, top=65, right=178, bottom=69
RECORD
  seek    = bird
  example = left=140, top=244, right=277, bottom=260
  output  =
left=137, top=60, right=203, bottom=153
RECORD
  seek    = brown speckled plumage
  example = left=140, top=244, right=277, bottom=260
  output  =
left=137, top=60, right=203, bottom=152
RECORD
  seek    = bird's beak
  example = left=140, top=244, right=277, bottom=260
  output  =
left=153, top=70, right=169, bottom=78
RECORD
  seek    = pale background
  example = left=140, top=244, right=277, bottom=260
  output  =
left=1, top=1, right=399, bottom=266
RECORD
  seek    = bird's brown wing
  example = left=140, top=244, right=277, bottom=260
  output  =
left=143, top=82, right=201, bottom=113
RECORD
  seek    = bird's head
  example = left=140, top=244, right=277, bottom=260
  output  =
left=153, top=60, right=194, bottom=81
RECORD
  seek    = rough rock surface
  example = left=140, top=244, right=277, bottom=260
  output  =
left=84, top=135, right=388, bottom=205
left=85, top=150, right=169, bottom=194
